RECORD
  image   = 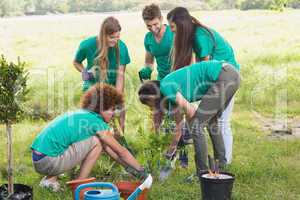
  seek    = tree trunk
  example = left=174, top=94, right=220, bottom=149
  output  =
left=6, top=122, right=14, bottom=195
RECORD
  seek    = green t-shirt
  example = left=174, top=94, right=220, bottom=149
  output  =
left=144, top=25, right=173, bottom=80
left=75, top=36, right=131, bottom=90
left=160, top=60, right=224, bottom=103
left=193, top=27, right=240, bottom=71
left=31, top=109, right=110, bottom=157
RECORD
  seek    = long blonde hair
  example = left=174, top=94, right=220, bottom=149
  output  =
left=97, top=17, right=121, bottom=81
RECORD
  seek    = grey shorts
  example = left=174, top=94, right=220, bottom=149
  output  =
left=32, top=136, right=98, bottom=176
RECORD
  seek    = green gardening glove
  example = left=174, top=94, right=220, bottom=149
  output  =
left=138, top=66, right=152, bottom=80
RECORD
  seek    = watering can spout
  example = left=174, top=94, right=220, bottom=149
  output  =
left=127, top=175, right=153, bottom=200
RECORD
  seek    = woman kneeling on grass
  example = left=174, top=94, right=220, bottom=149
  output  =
left=31, top=83, right=149, bottom=191
left=138, top=60, right=240, bottom=176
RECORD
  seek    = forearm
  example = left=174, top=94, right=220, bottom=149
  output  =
left=98, top=131, right=142, bottom=171
left=116, top=77, right=124, bottom=93
left=73, top=60, right=84, bottom=72
left=119, top=149, right=142, bottom=170
left=116, top=66, right=125, bottom=93
left=175, top=92, right=197, bottom=120
left=169, top=110, right=183, bottom=148
left=152, top=109, right=163, bottom=133
left=103, top=144, right=127, bottom=167
left=144, top=52, right=154, bottom=69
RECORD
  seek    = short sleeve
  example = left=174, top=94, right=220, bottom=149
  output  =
left=119, top=41, right=130, bottom=65
left=74, top=42, right=86, bottom=63
left=194, top=28, right=215, bottom=59
left=160, top=78, right=180, bottom=104
left=89, top=117, right=111, bottom=135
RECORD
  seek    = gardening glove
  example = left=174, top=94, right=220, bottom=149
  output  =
left=125, top=166, right=149, bottom=180
left=138, top=66, right=152, bottom=80
left=81, top=69, right=94, bottom=81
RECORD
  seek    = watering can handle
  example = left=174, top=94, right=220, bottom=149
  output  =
left=74, top=182, right=119, bottom=200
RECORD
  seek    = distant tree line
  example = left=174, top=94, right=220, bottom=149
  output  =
left=0, top=0, right=299, bottom=17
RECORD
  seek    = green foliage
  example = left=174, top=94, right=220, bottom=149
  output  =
left=1, top=0, right=299, bottom=17
left=240, top=0, right=274, bottom=10
left=288, top=0, right=300, bottom=8
left=240, top=0, right=294, bottom=10
left=207, top=0, right=239, bottom=9
left=0, top=0, right=24, bottom=17
left=131, top=125, right=173, bottom=175
left=0, top=55, right=29, bottom=124
left=270, top=0, right=290, bottom=11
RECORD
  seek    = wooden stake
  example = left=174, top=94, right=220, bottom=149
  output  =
left=6, top=123, right=14, bottom=195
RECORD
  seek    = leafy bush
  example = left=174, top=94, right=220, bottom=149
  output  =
left=0, top=55, right=29, bottom=195
left=240, top=0, right=273, bottom=10
left=288, top=0, right=300, bottom=8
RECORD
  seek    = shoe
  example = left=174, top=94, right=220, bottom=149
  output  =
left=39, top=176, right=61, bottom=192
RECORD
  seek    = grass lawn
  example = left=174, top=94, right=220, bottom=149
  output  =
left=0, top=9, right=300, bottom=199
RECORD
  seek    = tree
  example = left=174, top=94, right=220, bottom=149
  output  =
left=0, top=55, right=29, bottom=196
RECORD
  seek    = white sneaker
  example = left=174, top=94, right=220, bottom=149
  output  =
left=39, top=177, right=61, bottom=192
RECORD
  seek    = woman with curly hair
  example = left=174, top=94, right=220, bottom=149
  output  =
left=31, top=84, right=148, bottom=191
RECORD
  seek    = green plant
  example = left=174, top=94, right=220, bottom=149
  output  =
left=0, top=55, right=29, bottom=196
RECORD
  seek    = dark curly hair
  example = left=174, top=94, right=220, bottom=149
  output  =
left=81, top=83, right=123, bottom=113
left=142, top=4, right=162, bottom=21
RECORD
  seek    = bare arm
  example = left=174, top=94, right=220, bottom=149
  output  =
left=97, top=130, right=142, bottom=170
left=73, top=60, right=84, bottom=72
left=175, top=92, right=197, bottom=120
left=168, top=107, right=184, bottom=151
left=152, top=109, right=164, bottom=133
left=116, top=65, right=126, bottom=93
left=145, top=51, right=154, bottom=69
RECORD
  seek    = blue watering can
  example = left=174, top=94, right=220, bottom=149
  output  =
left=74, top=182, right=143, bottom=200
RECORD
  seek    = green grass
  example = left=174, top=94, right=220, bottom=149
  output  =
left=1, top=10, right=300, bottom=199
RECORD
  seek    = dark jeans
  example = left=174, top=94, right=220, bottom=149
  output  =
left=188, top=64, right=240, bottom=174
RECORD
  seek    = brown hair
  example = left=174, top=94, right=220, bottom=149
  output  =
left=96, top=17, right=121, bottom=81
left=167, top=7, right=215, bottom=70
left=142, top=4, right=162, bottom=21
left=81, top=83, right=123, bottom=113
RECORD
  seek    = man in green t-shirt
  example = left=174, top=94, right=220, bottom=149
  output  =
left=138, top=60, right=240, bottom=176
left=139, top=4, right=189, bottom=168
left=140, top=4, right=176, bottom=135
left=31, top=84, right=148, bottom=191
left=139, top=4, right=173, bottom=82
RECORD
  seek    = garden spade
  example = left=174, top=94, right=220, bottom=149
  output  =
left=159, top=150, right=178, bottom=181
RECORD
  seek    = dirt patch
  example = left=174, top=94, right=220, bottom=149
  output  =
left=253, top=112, right=300, bottom=139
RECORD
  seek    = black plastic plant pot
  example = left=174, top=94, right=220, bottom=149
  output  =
left=199, top=171, right=235, bottom=200
left=0, top=184, right=33, bottom=200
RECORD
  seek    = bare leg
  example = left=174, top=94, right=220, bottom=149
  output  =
left=77, top=136, right=102, bottom=179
